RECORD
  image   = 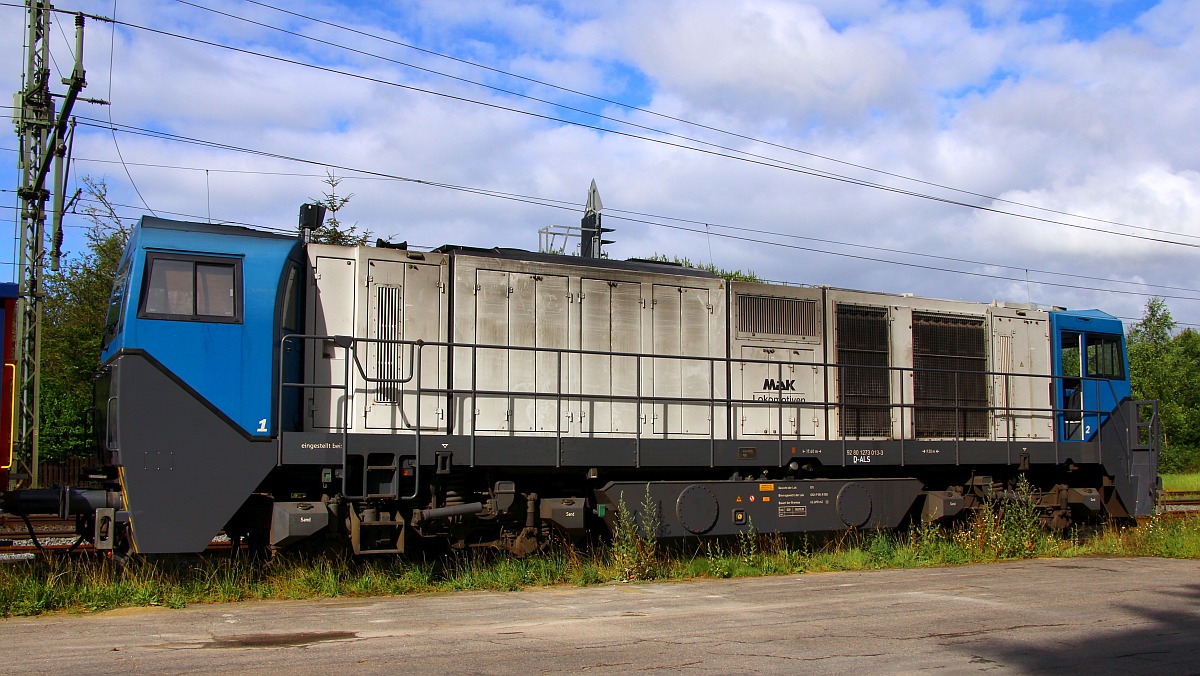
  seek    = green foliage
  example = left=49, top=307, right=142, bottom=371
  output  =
left=609, top=488, right=661, bottom=581
left=644, top=253, right=760, bottom=282
left=951, top=477, right=1053, bottom=560
left=10, top=508, right=1200, bottom=616
left=307, top=170, right=371, bottom=246
left=39, top=177, right=130, bottom=462
left=1162, top=472, right=1200, bottom=492
left=1127, top=298, right=1200, bottom=472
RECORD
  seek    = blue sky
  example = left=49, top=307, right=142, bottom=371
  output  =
left=3, top=0, right=1199, bottom=327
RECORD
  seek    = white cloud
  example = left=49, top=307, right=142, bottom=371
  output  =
left=3, top=0, right=1199, bottom=328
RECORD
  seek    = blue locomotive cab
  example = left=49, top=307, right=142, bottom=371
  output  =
left=95, top=217, right=301, bottom=553
left=100, top=218, right=300, bottom=437
left=1051, top=310, right=1131, bottom=442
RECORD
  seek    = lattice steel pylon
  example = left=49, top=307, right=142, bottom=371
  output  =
left=13, top=0, right=88, bottom=486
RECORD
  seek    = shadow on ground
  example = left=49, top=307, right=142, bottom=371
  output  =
left=952, top=576, right=1200, bottom=673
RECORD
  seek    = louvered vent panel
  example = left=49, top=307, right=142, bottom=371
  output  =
left=836, top=305, right=891, bottom=438
left=737, top=295, right=818, bottom=338
left=375, top=286, right=402, bottom=404
left=912, top=312, right=987, bottom=438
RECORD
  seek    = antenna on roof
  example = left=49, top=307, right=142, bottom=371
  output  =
left=580, top=179, right=614, bottom=258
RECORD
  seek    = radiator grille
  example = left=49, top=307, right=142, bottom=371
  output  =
left=375, top=286, right=403, bottom=404
left=913, top=312, right=987, bottom=438
left=737, top=295, right=819, bottom=338
left=836, top=305, right=890, bottom=437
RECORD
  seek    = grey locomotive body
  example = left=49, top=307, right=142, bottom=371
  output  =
left=6, top=217, right=1155, bottom=556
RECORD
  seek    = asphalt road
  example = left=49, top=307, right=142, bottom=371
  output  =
left=5, top=557, right=1200, bottom=674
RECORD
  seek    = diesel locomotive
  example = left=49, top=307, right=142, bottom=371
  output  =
left=1, top=213, right=1161, bottom=556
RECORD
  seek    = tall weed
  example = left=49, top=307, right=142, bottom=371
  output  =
left=608, top=487, right=661, bottom=581
left=953, top=476, right=1053, bottom=560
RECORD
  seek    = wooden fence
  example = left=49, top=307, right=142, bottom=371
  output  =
left=7, top=457, right=94, bottom=488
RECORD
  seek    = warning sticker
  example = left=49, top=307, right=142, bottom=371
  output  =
left=759, top=483, right=775, bottom=492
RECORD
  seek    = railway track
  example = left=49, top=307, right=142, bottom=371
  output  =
left=0, top=514, right=77, bottom=538
left=1158, top=490, right=1200, bottom=518
left=0, top=515, right=237, bottom=558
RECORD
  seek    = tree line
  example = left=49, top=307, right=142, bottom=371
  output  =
left=1126, top=297, right=1200, bottom=473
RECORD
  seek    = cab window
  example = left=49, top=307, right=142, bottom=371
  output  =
left=139, top=253, right=242, bottom=322
left=1086, top=334, right=1124, bottom=379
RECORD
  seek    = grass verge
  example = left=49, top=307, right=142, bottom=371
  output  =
left=3, top=503, right=1197, bottom=617
left=1162, top=472, right=1200, bottom=492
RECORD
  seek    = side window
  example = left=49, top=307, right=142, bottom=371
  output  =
left=102, top=252, right=133, bottom=348
left=1086, top=333, right=1125, bottom=379
left=139, top=254, right=242, bottom=323
left=1060, top=331, right=1082, bottom=378
left=280, top=263, right=300, bottom=332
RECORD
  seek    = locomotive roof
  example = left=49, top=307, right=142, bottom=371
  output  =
left=139, top=216, right=297, bottom=240
left=431, top=244, right=720, bottom=279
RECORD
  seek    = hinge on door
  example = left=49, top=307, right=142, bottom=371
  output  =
left=366, top=275, right=374, bottom=285
left=474, top=284, right=481, bottom=294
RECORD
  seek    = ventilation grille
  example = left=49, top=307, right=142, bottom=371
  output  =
left=836, top=305, right=890, bottom=438
left=737, top=295, right=819, bottom=338
left=913, top=312, right=987, bottom=438
left=994, top=333, right=1012, bottom=411
left=375, top=286, right=403, bottom=404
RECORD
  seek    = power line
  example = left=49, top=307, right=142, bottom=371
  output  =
left=11, top=4, right=1191, bottom=306
left=604, top=207, right=1200, bottom=296
left=105, top=0, right=156, bottom=217
left=15, top=145, right=1195, bottom=298
left=602, top=211, right=1200, bottom=303
left=237, top=0, right=1198, bottom=242
left=91, top=12, right=1200, bottom=251
left=66, top=116, right=1200, bottom=304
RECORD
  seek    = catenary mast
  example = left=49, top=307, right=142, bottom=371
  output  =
left=13, top=0, right=90, bottom=485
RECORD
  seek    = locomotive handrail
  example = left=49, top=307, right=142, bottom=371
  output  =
left=276, top=333, right=415, bottom=500
left=289, top=334, right=1123, bottom=427
left=276, top=334, right=1139, bottom=485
